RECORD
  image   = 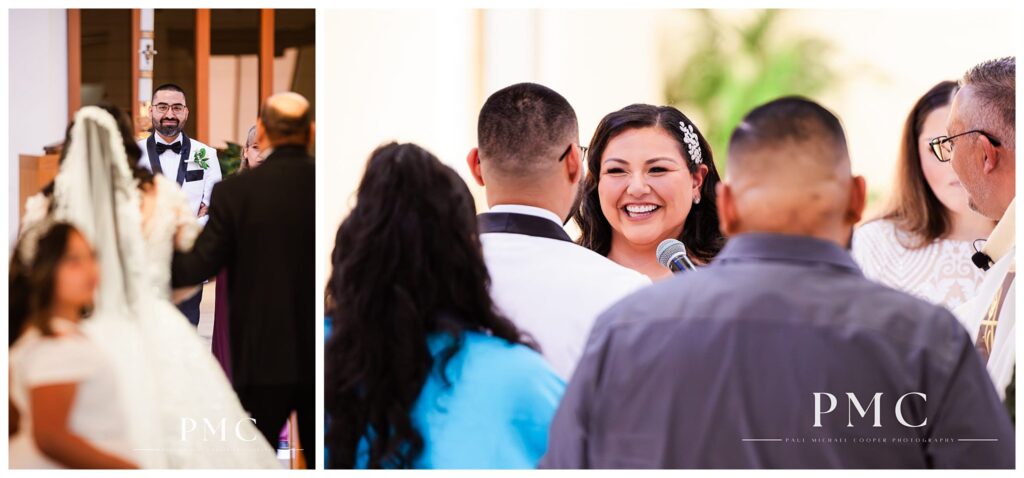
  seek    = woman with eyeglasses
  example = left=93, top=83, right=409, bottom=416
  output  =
left=852, top=81, right=996, bottom=309
left=573, top=104, right=725, bottom=280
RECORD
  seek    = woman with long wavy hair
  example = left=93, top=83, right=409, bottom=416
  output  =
left=325, top=142, right=565, bottom=469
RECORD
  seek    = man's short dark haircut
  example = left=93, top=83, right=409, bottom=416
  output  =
left=260, top=100, right=312, bottom=143
left=728, top=96, right=849, bottom=165
left=153, top=83, right=187, bottom=100
left=960, top=56, right=1015, bottom=148
left=477, top=82, right=578, bottom=177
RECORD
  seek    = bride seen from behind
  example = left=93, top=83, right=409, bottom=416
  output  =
left=15, top=105, right=280, bottom=468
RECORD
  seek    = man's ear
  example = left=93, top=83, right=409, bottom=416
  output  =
left=716, top=181, right=736, bottom=237
left=566, top=144, right=583, bottom=185
left=466, top=148, right=485, bottom=186
left=846, top=175, right=867, bottom=225
left=981, top=135, right=1001, bottom=174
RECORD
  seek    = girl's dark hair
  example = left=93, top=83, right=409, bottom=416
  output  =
left=324, top=142, right=530, bottom=469
left=42, top=102, right=151, bottom=197
left=9, top=223, right=86, bottom=345
left=574, top=104, right=725, bottom=263
left=878, top=80, right=964, bottom=248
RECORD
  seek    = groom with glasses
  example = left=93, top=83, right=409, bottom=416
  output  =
left=138, top=83, right=223, bottom=326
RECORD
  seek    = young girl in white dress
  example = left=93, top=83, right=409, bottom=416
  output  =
left=9, top=222, right=137, bottom=469
left=852, top=81, right=996, bottom=309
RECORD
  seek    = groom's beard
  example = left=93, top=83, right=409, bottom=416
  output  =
left=155, top=117, right=185, bottom=137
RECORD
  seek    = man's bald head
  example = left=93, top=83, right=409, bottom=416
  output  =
left=718, top=97, right=865, bottom=245
left=260, top=92, right=312, bottom=146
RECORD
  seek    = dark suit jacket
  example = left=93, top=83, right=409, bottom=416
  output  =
left=172, top=145, right=315, bottom=388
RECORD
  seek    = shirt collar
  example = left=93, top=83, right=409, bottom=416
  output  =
left=264, top=144, right=310, bottom=161
left=714, top=232, right=861, bottom=273
left=982, top=198, right=1015, bottom=264
left=155, top=132, right=182, bottom=145
left=488, top=204, right=563, bottom=226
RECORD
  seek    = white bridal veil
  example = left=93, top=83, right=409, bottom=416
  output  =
left=45, top=106, right=280, bottom=468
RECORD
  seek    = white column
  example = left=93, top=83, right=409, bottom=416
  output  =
left=8, top=9, right=69, bottom=248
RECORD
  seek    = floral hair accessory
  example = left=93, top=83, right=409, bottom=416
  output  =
left=679, top=121, right=703, bottom=165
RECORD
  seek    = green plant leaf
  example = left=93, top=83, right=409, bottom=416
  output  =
left=666, top=10, right=839, bottom=174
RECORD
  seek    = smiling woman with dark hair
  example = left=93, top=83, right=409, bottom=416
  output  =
left=574, top=104, right=725, bottom=280
left=325, top=142, right=564, bottom=469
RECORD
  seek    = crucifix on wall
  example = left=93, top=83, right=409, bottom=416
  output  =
left=136, top=8, right=155, bottom=135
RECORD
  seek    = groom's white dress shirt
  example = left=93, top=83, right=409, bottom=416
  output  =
left=138, top=132, right=222, bottom=226
left=480, top=204, right=651, bottom=379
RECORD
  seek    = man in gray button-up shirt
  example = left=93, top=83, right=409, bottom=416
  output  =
left=541, top=97, right=1014, bottom=469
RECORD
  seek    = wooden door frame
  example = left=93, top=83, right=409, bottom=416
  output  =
left=131, top=9, right=140, bottom=132
left=67, top=9, right=81, bottom=122
left=195, top=9, right=211, bottom=143
left=259, top=9, right=275, bottom=106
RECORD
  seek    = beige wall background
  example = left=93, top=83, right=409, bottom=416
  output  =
left=209, top=49, right=301, bottom=149
left=319, top=8, right=1014, bottom=286
left=8, top=10, right=69, bottom=247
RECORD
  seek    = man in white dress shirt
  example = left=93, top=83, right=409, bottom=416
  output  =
left=942, top=57, right=1015, bottom=405
left=466, top=83, right=651, bottom=379
left=138, top=83, right=223, bottom=325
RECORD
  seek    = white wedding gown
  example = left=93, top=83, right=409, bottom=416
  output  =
left=20, top=107, right=281, bottom=468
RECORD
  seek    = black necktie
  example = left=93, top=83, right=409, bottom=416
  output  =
left=156, top=141, right=182, bottom=155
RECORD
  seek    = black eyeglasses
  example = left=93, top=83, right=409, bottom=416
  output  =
left=154, top=103, right=187, bottom=115
left=558, top=144, right=588, bottom=163
left=928, top=130, right=1001, bottom=162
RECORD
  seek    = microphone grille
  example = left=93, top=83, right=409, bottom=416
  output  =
left=656, top=239, right=686, bottom=268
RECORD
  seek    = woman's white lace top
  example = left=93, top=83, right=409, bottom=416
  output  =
left=852, top=219, right=986, bottom=310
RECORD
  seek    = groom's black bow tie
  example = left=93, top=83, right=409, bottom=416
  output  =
left=156, top=141, right=182, bottom=155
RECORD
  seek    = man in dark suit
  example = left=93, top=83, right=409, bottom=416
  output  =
left=172, top=92, right=315, bottom=468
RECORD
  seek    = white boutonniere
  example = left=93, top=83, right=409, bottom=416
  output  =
left=192, top=148, right=211, bottom=170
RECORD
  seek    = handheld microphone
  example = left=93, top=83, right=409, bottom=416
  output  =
left=657, top=239, right=697, bottom=273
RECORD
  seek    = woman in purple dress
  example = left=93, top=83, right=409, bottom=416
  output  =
left=212, top=125, right=262, bottom=380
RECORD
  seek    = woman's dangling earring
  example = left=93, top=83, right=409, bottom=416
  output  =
left=693, top=195, right=701, bottom=205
